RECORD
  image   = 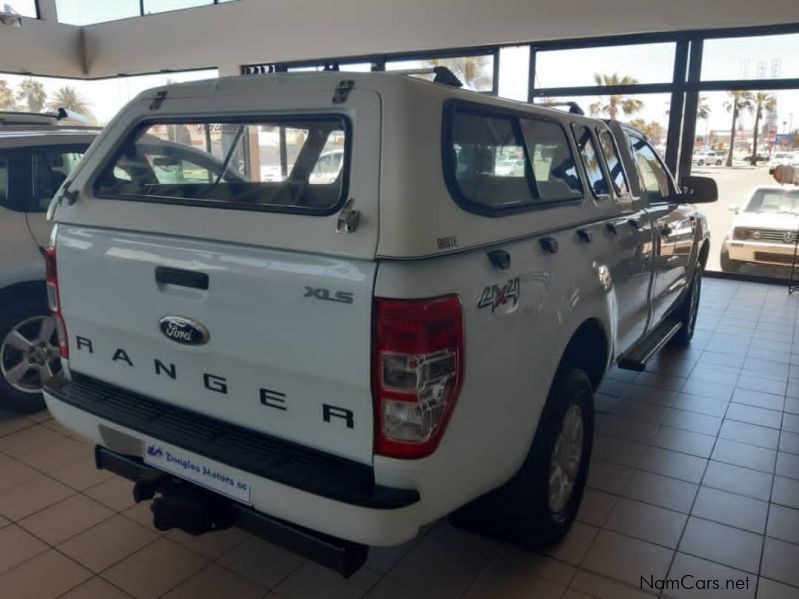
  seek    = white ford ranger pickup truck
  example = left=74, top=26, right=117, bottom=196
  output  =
left=42, top=71, right=716, bottom=576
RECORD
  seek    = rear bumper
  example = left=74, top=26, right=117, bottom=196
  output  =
left=43, top=373, right=423, bottom=546
left=95, top=445, right=368, bottom=576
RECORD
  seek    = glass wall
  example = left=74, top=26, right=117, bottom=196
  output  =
left=385, top=54, right=495, bottom=93
left=498, top=46, right=529, bottom=102
left=691, top=88, right=799, bottom=276
left=0, top=68, right=218, bottom=125
left=534, top=43, right=676, bottom=88
left=143, top=0, right=212, bottom=15
left=56, top=0, right=235, bottom=25
left=3, top=0, right=38, bottom=17
left=702, top=33, right=799, bottom=81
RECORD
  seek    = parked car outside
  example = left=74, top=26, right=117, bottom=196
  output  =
left=692, top=150, right=724, bottom=167
left=0, top=111, right=97, bottom=413
left=720, top=185, right=799, bottom=272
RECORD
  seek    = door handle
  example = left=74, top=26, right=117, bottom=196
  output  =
left=606, top=223, right=618, bottom=235
left=155, top=266, right=209, bottom=290
left=576, top=229, right=593, bottom=243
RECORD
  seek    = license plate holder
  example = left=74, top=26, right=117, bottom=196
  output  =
left=143, top=438, right=252, bottom=505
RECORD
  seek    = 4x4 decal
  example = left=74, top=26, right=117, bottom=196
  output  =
left=478, top=277, right=520, bottom=313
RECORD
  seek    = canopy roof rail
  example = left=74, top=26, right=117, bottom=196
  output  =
left=0, top=108, right=95, bottom=127
left=533, top=101, right=585, bottom=115
left=389, top=66, right=463, bottom=88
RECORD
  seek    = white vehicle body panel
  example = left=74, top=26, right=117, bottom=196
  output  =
left=0, top=131, right=96, bottom=293
left=0, top=207, right=44, bottom=289
left=57, top=225, right=377, bottom=464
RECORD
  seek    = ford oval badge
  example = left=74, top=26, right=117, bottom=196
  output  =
left=159, top=316, right=210, bottom=346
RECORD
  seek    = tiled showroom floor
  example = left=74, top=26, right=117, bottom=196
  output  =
left=1, top=277, right=799, bottom=598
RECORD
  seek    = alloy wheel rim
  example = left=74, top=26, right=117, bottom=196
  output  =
left=548, top=404, right=584, bottom=517
left=0, top=316, right=61, bottom=394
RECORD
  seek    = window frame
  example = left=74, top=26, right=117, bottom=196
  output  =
left=624, top=128, right=677, bottom=205
left=441, top=99, right=585, bottom=217
left=595, top=126, right=631, bottom=197
left=570, top=123, right=612, bottom=201
left=91, top=113, right=353, bottom=217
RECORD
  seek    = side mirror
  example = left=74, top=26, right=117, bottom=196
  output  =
left=680, top=175, right=717, bottom=204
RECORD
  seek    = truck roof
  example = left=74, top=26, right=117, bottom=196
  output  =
left=135, top=71, right=594, bottom=122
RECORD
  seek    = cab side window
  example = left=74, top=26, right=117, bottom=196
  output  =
left=573, top=125, right=610, bottom=198
left=597, top=130, right=629, bottom=196
left=31, top=149, right=86, bottom=212
left=628, top=135, right=671, bottom=204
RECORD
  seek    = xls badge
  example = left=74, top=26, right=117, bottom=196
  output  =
left=478, top=277, right=520, bottom=313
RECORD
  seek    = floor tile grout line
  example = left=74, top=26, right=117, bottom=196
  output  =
left=659, top=297, right=755, bottom=599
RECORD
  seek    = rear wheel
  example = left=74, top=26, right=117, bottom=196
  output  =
left=0, top=298, right=60, bottom=414
left=450, top=368, right=594, bottom=549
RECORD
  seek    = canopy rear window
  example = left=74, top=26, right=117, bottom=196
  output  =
left=94, top=116, right=349, bottom=215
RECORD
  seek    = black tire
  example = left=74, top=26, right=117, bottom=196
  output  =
left=450, top=368, right=594, bottom=549
left=697, top=160, right=705, bottom=166
left=719, top=248, right=742, bottom=273
left=673, top=261, right=702, bottom=347
left=0, top=293, right=58, bottom=414
left=715, top=160, right=723, bottom=166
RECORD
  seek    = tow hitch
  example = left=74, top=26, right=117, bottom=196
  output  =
left=133, top=474, right=235, bottom=535
left=95, top=445, right=369, bottom=577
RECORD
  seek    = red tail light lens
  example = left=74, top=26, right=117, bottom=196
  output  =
left=45, top=245, right=69, bottom=359
left=373, top=296, right=463, bottom=459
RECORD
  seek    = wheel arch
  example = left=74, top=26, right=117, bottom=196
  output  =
left=555, top=317, right=610, bottom=392
left=698, top=239, right=710, bottom=269
left=0, top=280, right=48, bottom=311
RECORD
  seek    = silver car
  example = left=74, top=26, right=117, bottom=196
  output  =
left=0, top=112, right=97, bottom=413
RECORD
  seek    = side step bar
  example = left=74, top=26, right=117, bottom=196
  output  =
left=95, top=446, right=368, bottom=578
left=617, top=317, right=682, bottom=372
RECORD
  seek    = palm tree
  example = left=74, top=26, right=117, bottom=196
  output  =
left=629, top=119, right=665, bottom=145
left=16, top=78, right=47, bottom=113
left=697, top=95, right=712, bottom=121
left=45, top=86, right=93, bottom=120
left=430, top=57, right=493, bottom=91
left=723, top=90, right=753, bottom=167
left=749, top=92, right=776, bottom=165
left=588, top=74, right=644, bottom=120
left=0, top=79, right=17, bottom=111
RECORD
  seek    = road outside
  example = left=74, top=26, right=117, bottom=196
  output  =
left=690, top=164, right=794, bottom=277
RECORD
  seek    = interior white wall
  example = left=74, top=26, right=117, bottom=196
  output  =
left=80, top=0, right=799, bottom=78
left=0, top=0, right=83, bottom=78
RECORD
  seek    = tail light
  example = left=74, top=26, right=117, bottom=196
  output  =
left=45, top=242, right=69, bottom=360
left=373, top=296, right=464, bottom=459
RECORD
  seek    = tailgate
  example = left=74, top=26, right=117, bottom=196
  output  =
left=57, top=225, right=376, bottom=463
